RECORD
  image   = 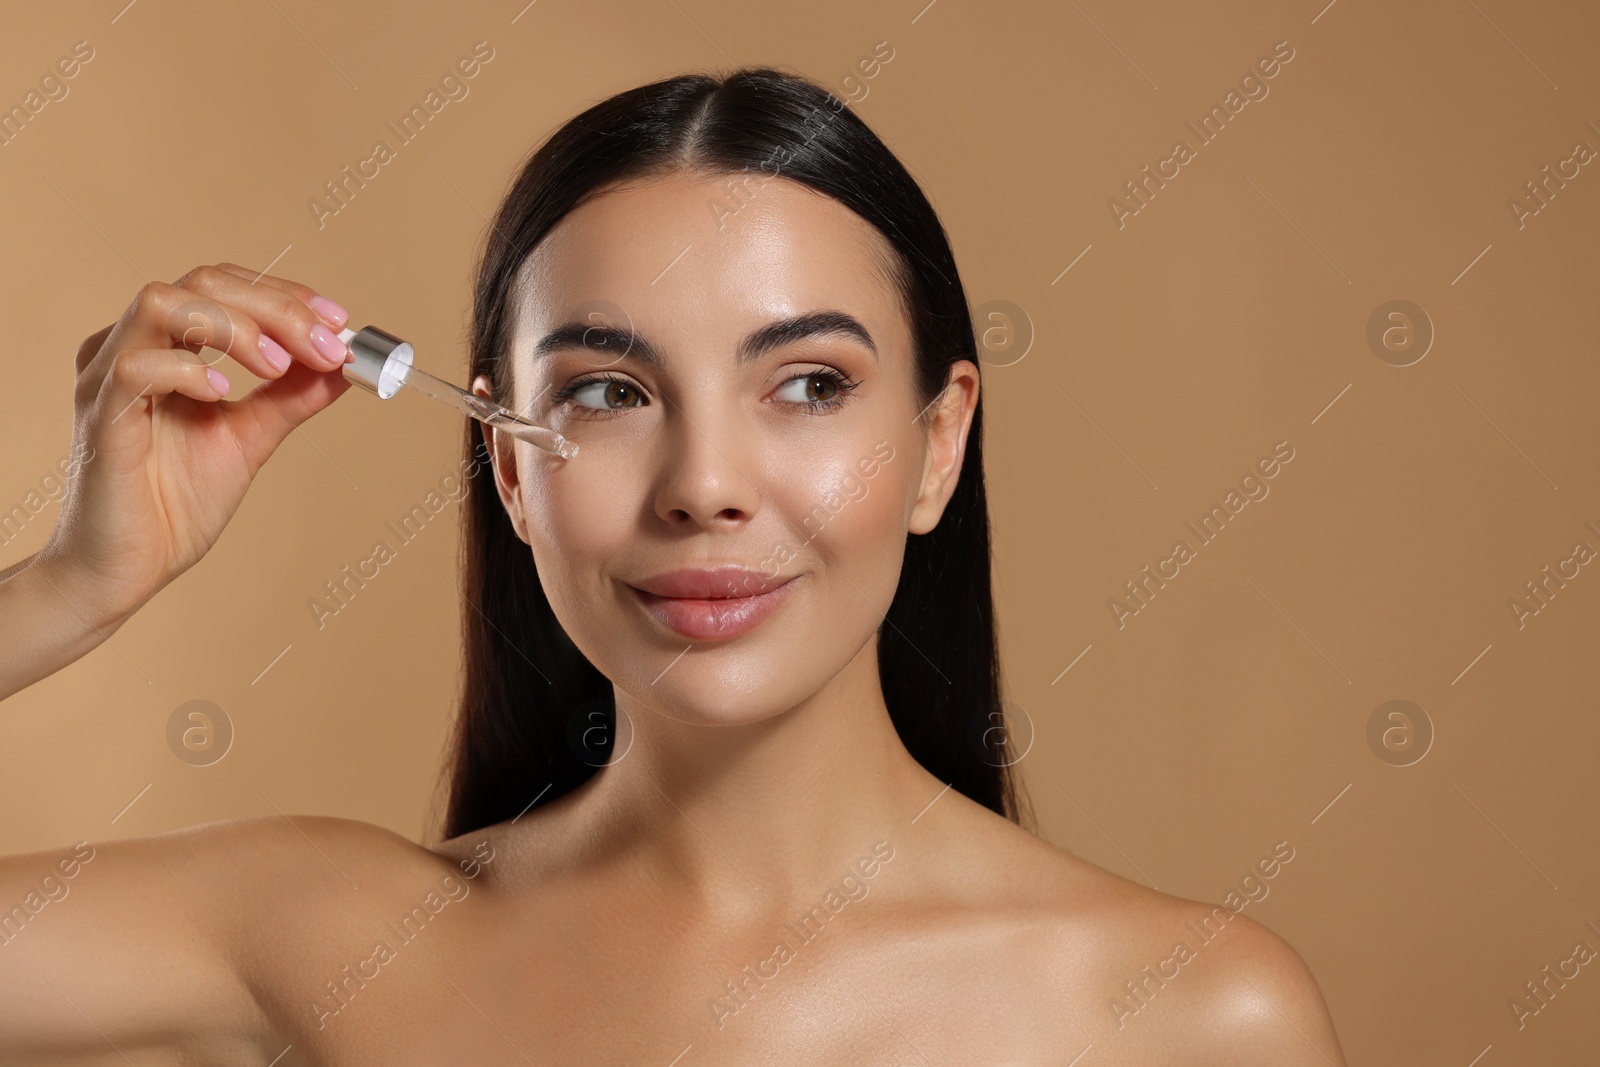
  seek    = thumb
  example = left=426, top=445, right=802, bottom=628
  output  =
left=231, top=361, right=353, bottom=473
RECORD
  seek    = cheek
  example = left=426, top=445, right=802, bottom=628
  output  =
left=520, top=446, right=638, bottom=594
left=512, top=428, right=914, bottom=685
left=780, top=439, right=911, bottom=589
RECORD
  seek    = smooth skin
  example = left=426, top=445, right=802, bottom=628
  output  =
left=0, top=179, right=1349, bottom=1065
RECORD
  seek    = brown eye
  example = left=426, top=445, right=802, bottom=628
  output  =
left=775, top=373, right=842, bottom=405
left=602, top=381, right=639, bottom=408
left=569, top=378, right=643, bottom=410
left=804, top=375, right=838, bottom=402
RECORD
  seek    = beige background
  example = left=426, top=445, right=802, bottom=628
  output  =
left=3, top=0, right=1598, bottom=1061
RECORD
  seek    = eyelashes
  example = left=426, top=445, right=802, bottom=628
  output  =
left=550, top=368, right=862, bottom=419
left=551, top=374, right=641, bottom=416
left=771, top=368, right=861, bottom=412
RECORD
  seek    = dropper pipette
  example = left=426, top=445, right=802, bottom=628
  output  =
left=337, top=325, right=578, bottom=460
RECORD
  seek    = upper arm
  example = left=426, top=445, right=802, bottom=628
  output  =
left=0, top=821, right=269, bottom=1061
left=0, top=814, right=421, bottom=1063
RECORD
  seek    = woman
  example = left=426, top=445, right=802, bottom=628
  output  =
left=0, top=67, right=1346, bottom=1064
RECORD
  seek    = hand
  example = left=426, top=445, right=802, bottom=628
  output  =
left=33, top=262, right=356, bottom=628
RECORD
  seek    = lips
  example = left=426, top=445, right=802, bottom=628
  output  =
left=628, top=566, right=799, bottom=641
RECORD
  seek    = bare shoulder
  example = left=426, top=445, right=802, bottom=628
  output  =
left=1, top=810, right=445, bottom=938
left=1176, top=906, right=1349, bottom=1064
left=0, top=812, right=450, bottom=1060
left=156, top=811, right=448, bottom=891
left=1051, top=855, right=1347, bottom=1064
left=934, top=800, right=1346, bottom=1064
left=110, top=812, right=461, bottom=960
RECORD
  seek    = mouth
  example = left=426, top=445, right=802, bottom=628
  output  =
left=627, top=566, right=800, bottom=642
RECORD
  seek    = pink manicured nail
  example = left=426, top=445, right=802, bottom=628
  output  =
left=309, top=294, right=349, bottom=328
left=310, top=323, right=348, bottom=366
left=207, top=367, right=230, bottom=395
left=258, top=334, right=291, bottom=373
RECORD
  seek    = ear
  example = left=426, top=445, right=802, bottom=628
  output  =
left=908, top=360, right=980, bottom=536
left=472, top=374, right=531, bottom=545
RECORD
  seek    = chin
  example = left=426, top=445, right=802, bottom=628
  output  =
left=615, top=653, right=801, bottom=728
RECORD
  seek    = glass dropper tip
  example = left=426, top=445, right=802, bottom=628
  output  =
left=339, top=324, right=578, bottom=460
left=484, top=409, right=579, bottom=459
left=510, top=427, right=579, bottom=459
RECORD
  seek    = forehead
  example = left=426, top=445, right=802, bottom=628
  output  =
left=509, top=172, right=907, bottom=356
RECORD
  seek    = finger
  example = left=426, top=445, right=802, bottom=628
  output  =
left=75, top=324, right=113, bottom=375
left=92, top=279, right=345, bottom=392
left=95, top=279, right=320, bottom=388
left=208, top=261, right=350, bottom=330
left=229, top=358, right=353, bottom=471
left=173, top=266, right=352, bottom=373
left=91, top=283, right=191, bottom=376
left=91, top=348, right=230, bottom=446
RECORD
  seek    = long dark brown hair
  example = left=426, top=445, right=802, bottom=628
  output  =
left=438, top=66, right=1032, bottom=841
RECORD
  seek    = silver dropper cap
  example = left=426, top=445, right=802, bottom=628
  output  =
left=340, top=325, right=414, bottom=399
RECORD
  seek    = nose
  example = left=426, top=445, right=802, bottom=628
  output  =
left=650, top=399, right=762, bottom=529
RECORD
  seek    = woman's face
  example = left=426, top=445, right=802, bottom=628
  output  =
left=481, top=171, right=977, bottom=726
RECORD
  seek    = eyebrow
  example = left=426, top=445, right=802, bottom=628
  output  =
left=530, top=309, right=879, bottom=368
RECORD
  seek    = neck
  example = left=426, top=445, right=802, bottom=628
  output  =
left=564, top=633, right=936, bottom=914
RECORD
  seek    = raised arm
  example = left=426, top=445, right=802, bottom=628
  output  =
left=0, top=264, right=358, bottom=1058
left=0, top=549, right=111, bottom=698
left=0, top=263, right=354, bottom=700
